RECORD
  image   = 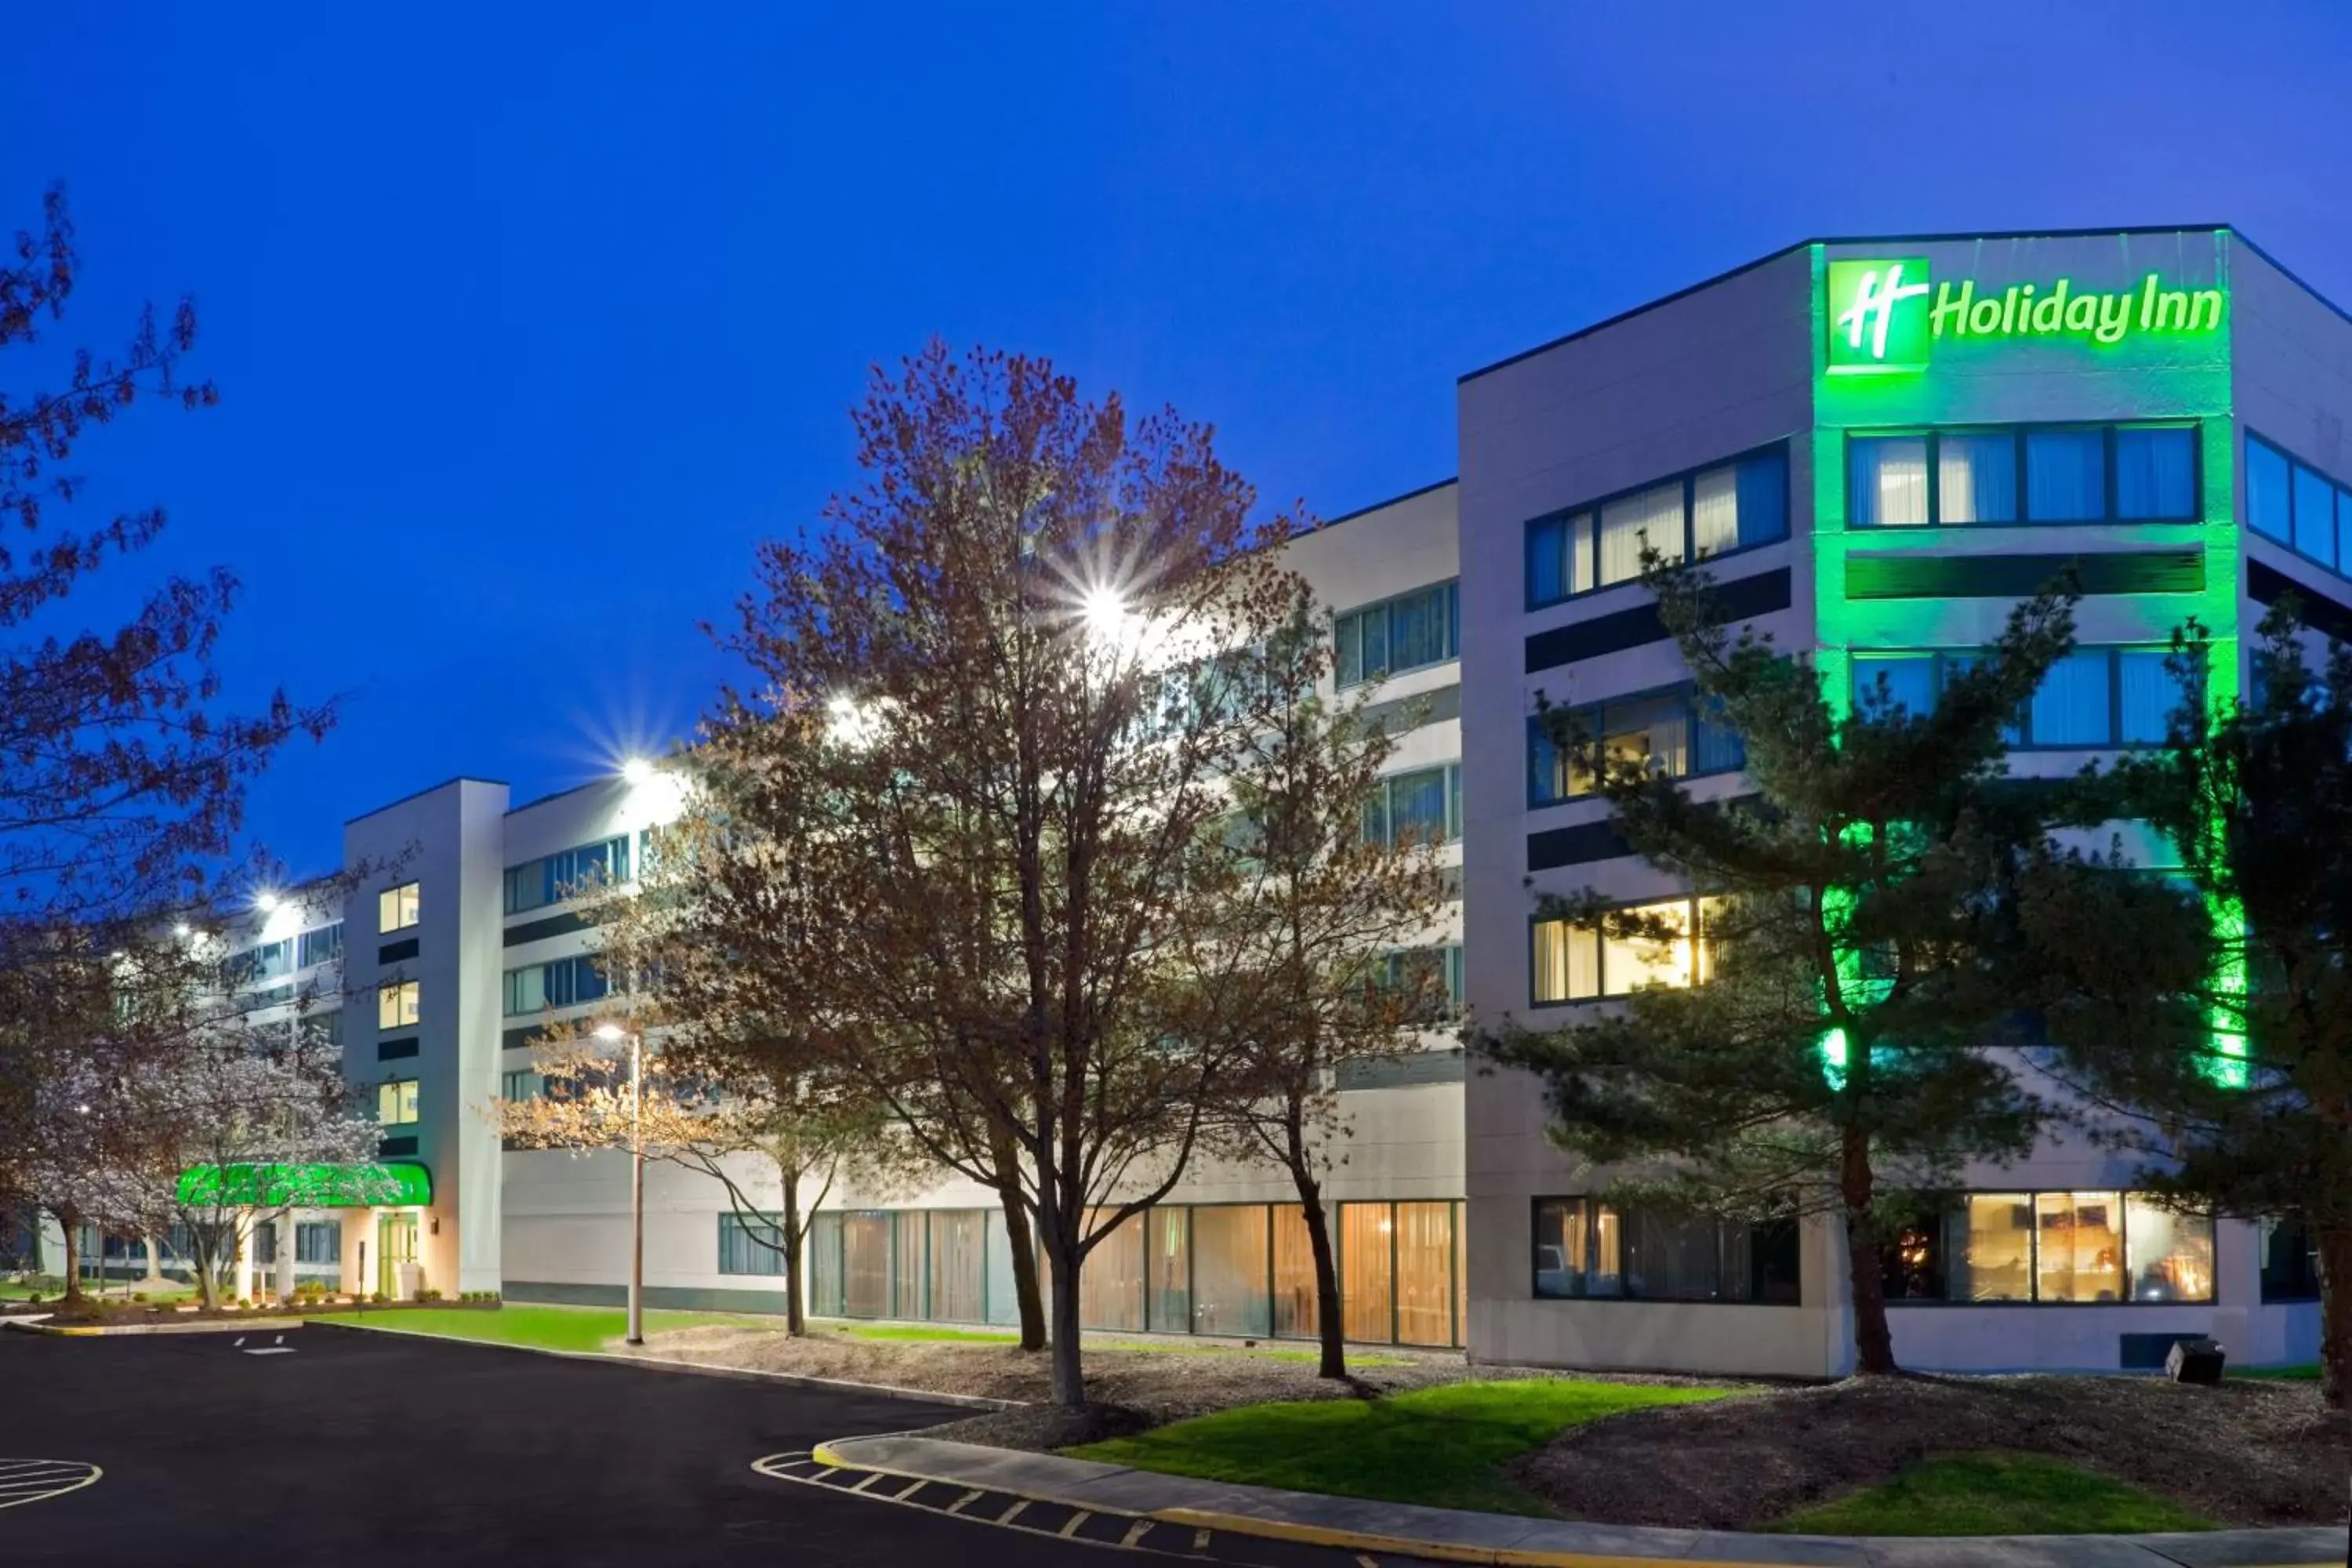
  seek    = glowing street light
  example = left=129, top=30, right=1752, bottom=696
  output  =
left=1080, top=584, right=1131, bottom=644
left=620, top=757, right=658, bottom=786
left=172, top=922, right=192, bottom=939
left=254, top=891, right=281, bottom=913
left=594, top=1020, right=646, bottom=1346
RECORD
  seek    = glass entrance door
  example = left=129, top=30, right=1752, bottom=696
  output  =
left=376, top=1211, right=419, bottom=1298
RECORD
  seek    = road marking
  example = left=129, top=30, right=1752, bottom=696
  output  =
left=1058, top=1509, right=1093, bottom=1538
left=1357, top=1555, right=1381, bottom=1568
left=0, top=1459, right=100, bottom=1512
left=1192, top=1527, right=1211, bottom=1552
left=997, top=1498, right=1029, bottom=1526
left=243, top=1346, right=296, bottom=1356
left=1120, top=1519, right=1155, bottom=1548
left=891, top=1476, right=926, bottom=1501
left=946, top=1488, right=983, bottom=1515
left=848, top=1471, right=886, bottom=1494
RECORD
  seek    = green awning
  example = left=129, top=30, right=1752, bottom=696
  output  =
left=173, top=1160, right=431, bottom=1209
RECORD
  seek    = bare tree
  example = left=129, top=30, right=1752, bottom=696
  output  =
left=722, top=343, right=1303, bottom=1406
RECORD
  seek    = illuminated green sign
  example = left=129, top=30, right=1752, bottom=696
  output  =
left=1827, top=256, right=2226, bottom=375
left=175, top=1160, right=431, bottom=1208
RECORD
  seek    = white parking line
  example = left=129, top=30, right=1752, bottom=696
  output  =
left=0, top=1459, right=100, bottom=1511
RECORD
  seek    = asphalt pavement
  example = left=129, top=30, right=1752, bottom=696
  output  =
left=1, top=1323, right=1432, bottom=1567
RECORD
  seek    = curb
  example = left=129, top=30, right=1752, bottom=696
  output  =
left=805, top=1433, right=2347, bottom=1568
left=307, top=1320, right=1017, bottom=1410
left=5, top=1316, right=307, bottom=1338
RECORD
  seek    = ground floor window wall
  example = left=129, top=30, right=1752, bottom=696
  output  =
left=804, top=1200, right=1466, bottom=1347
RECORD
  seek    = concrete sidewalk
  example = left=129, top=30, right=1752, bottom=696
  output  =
left=811, top=1432, right=2345, bottom=1568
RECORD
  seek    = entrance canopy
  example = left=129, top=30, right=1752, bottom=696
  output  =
left=174, top=1161, right=432, bottom=1209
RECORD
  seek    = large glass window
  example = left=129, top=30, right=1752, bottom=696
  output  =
left=501, top=955, right=612, bottom=1016
left=2245, top=434, right=2292, bottom=543
left=1340, top=1203, right=1393, bottom=1344
left=2245, top=431, right=2352, bottom=579
left=841, top=1213, right=891, bottom=1318
left=1850, top=647, right=2187, bottom=750
left=1885, top=1191, right=2212, bottom=1305
left=1528, top=685, right=1742, bottom=805
left=1334, top=582, right=1459, bottom=690
left=894, top=1212, right=926, bottom=1319
left=717, top=1214, right=786, bottom=1276
left=2259, top=1218, right=2320, bottom=1302
left=295, top=1221, right=341, bottom=1265
left=2294, top=464, right=2339, bottom=567
left=1526, top=446, right=1788, bottom=607
left=1148, top=1207, right=1190, bottom=1333
left=1271, top=1203, right=1319, bottom=1339
left=503, top=835, right=633, bottom=914
left=377, top=980, right=419, bottom=1031
left=1377, top=945, right=1465, bottom=1020
left=808, top=1213, right=845, bottom=1317
left=1851, top=425, right=2198, bottom=528
left=1190, top=1206, right=1271, bottom=1338
left=1532, top=1198, right=1795, bottom=1303
left=298, top=921, right=345, bottom=968
left=927, top=1210, right=986, bottom=1324
left=1080, top=1210, right=1146, bottom=1332
left=1531, top=896, right=1708, bottom=1004
left=376, top=1079, right=419, bottom=1127
left=1395, top=1201, right=1457, bottom=1344
left=1363, top=764, right=1462, bottom=846
left=379, top=882, right=419, bottom=933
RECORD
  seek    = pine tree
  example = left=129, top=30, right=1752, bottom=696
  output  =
left=1480, top=558, right=2084, bottom=1374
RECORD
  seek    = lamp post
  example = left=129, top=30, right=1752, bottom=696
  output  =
left=595, top=1022, right=645, bottom=1345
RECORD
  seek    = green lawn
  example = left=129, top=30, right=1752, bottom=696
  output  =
left=834, top=1323, right=1017, bottom=1345
left=1771, top=1452, right=2214, bottom=1537
left=315, top=1305, right=763, bottom=1353
left=2239, top=1362, right=2318, bottom=1381
left=826, top=1322, right=1404, bottom=1364
left=1069, top=1378, right=1737, bottom=1517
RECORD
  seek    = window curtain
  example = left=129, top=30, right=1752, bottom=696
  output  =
left=1532, top=920, right=1599, bottom=1003
left=2030, top=650, right=2112, bottom=745
left=1691, top=466, right=1740, bottom=557
left=2122, top=1197, right=2213, bottom=1304
left=1526, top=516, right=1566, bottom=607
left=1148, top=1208, right=1189, bottom=1334
left=843, top=1214, right=891, bottom=1317
left=2034, top=1192, right=2125, bottom=1303
left=1692, top=693, right=1745, bottom=774
left=2025, top=430, right=2105, bottom=521
left=1528, top=714, right=1567, bottom=804
left=1850, top=437, right=1928, bottom=525
left=1079, top=1210, right=1145, bottom=1331
left=2114, top=427, right=2195, bottom=519
left=928, top=1210, right=986, bottom=1324
left=1388, top=586, right=1443, bottom=671
left=2116, top=652, right=2179, bottom=743
left=1599, top=481, right=1683, bottom=585
left=1852, top=654, right=1935, bottom=717
left=2294, top=465, right=2338, bottom=566
left=1387, top=768, right=1450, bottom=844
left=1736, top=450, right=1789, bottom=546
left=1270, top=1206, right=1319, bottom=1338
left=1394, top=1202, right=1453, bottom=1345
left=1600, top=899, right=1692, bottom=994
left=1937, top=434, right=2017, bottom=523
left=1340, top=1203, right=1393, bottom=1344
left=1602, top=692, right=1689, bottom=779
left=2245, top=437, right=2292, bottom=543
left=1189, top=1207, right=1270, bottom=1337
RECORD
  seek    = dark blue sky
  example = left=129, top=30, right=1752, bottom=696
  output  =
left=11, top=2, right=2350, bottom=877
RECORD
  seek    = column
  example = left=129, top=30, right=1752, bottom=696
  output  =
left=142, top=1233, right=162, bottom=1283
left=276, top=1213, right=298, bottom=1301
left=233, top=1218, right=253, bottom=1303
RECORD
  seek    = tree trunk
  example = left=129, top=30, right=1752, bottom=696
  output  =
left=192, top=1231, right=221, bottom=1312
left=1301, top=1180, right=1346, bottom=1380
left=58, top=1212, right=82, bottom=1305
left=1839, top=1127, right=1897, bottom=1376
left=1044, top=1228, right=1085, bottom=1408
left=781, top=1167, right=806, bottom=1338
left=2317, top=1227, right=2352, bottom=1411
left=993, top=1159, right=1047, bottom=1352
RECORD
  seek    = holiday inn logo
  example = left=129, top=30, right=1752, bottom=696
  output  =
left=1824, top=252, right=2226, bottom=375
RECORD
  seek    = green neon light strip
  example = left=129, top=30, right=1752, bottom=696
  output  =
left=174, top=1161, right=431, bottom=1209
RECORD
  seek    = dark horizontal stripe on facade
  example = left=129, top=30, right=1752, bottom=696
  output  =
left=2249, top=557, right=2352, bottom=642
left=503, top=909, right=595, bottom=947
left=1524, top=568, right=1791, bottom=675
left=1527, top=793, right=1762, bottom=873
left=376, top=936, right=420, bottom=964
left=1846, top=549, right=2203, bottom=601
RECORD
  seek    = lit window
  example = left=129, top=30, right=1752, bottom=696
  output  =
left=1531, top=897, right=1708, bottom=1004
left=1883, top=1191, right=2211, bottom=1305
left=378, top=980, right=419, bottom=1031
left=1333, top=583, right=1459, bottom=691
left=379, top=882, right=419, bottom=933
left=377, top=1079, right=419, bottom=1127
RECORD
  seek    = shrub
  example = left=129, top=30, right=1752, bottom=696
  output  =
left=131, top=1292, right=147, bottom=1303
left=416, top=1288, right=442, bottom=1303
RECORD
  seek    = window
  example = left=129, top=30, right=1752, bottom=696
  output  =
left=378, top=882, right=419, bottom=933
left=2245, top=433, right=2292, bottom=544
left=1882, top=1191, right=2212, bottom=1304
left=376, top=1079, right=419, bottom=1127
left=1334, top=581, right=1459, bottom=690
left=503, top=835, right=633, bottom=914
left=1532, top=1197, right=1798, bottom=1304
left=298, top=921, right=344, bottom=968
left=2259, top=1218, right=2320, bottom=1301
left=307, top=1008, right=344, bottom=1049
left=377, top=980, right=419, bottom=1031
left=249, top=939, right=293, bottom=984
left=1526, top=446, right=1788, bottom=608
left=1531, top=895, right=1712, bottom=1004
left=1377, top=945, right=1465, bottom=1018
left=1849, top=424, right=2199, bottom=528
left=295, top=1221, right=340, bottom=1265
left=1849, top=647, right=2189, bottom=749
left=1528, top=684, right=1742, bottom=805
left=2246, top=431, right=2352, bottom=576
left=1362, top=764, right=1463, bottom=847
left=717, top=1214, right=786, bottom=1276
left=501, top=954, right=612, bottom=1016
left=500, top=1069, right=543, bottom=1102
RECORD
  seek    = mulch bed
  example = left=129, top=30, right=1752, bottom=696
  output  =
left=1512, top=1372, right=2350, bottom=1530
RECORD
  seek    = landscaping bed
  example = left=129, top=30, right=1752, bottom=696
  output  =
left=1512, top=1372, right=2350, bottom=1531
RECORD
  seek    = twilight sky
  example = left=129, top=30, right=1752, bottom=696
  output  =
left=9, top=1, right=2351, bottom=877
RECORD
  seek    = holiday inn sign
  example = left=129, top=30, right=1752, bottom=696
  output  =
left=1825, top=256, right=2226, bottom=375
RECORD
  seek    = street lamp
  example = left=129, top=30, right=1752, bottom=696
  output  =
left=593, top=1022, right=645, bottom=1345
left=619, top=757, right=657, bottom=786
